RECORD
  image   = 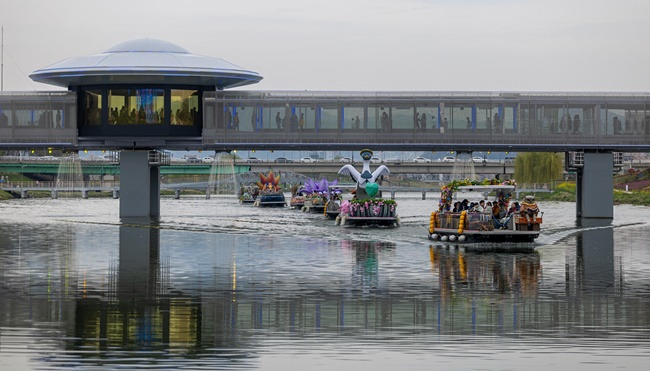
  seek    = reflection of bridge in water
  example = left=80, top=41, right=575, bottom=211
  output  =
left=0, top=219, right=639, bottom=363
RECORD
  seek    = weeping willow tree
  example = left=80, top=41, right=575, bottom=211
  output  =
left=514, top=152, right=564, bottom=183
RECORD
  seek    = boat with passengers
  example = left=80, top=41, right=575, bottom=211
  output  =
left=428, top=179, right=542, bottom=242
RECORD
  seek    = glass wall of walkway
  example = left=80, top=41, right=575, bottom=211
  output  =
left=203, top=91, right=650, bottom=148
left=0, top=92, right=77, bottom=145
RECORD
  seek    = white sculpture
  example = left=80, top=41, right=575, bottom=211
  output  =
left=338, top=149, right=390, bottom=187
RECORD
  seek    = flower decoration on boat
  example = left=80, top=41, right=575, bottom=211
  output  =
left=341, top=198, right=397, bottom=217
left=300, top=178, right=341, bottom=197
left=256, top=171, right=281, bottom=193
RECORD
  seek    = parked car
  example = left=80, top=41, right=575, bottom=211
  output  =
left=202, top=157, right=214, bottom=163
left=370, top=156, right=381, bottom=163
left=504, top=156, right=516, bottom=163
left=384, top=157, right=400, bottom=163
left=414, top=156, right=431, bottom=163
left=339, top=157, right=352, bottom=163
left=472, top=156, right=486, bottom=163
left=247, top=157, right=261, bottom=163
left=187, top=157, right=202, bottom=163
left=300, top=157, right=315, bottom=163
left=442, top=156, right=456, bottom=163
left=274, top=157, right=292, bottom=163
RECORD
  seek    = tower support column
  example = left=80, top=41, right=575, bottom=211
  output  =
left=577, top=152, right=613, bottom=219
left=119, top=150, right=160, bottom=219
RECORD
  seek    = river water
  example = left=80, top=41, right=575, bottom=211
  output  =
left=1, top=194, right=650, bottom=370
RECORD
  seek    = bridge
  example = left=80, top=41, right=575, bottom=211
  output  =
left=0, top=158, right=516, bottom=176
left=1, top=91, right=649, bottom=152
left=3, top=37, right=647, bottom=219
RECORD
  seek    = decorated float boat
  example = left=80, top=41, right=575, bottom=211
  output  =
left=335, top=149, right=400, bottom=227
left=299, top=178, right=341, bottom=214
left=428, top=179, right=542, bottom=242
left=288, top=185, right=306, bottom=209
left=252, top=171, right=286, bottom=207
left=238, top=186, right=257, bottom=204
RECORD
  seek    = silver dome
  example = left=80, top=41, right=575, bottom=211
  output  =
left=30, top=38, right=262, bottom=89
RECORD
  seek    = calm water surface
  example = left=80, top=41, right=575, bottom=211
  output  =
left=1, top=194, right=650, bottom=370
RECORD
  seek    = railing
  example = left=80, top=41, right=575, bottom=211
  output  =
left=0, top=181, right=120, bottom=190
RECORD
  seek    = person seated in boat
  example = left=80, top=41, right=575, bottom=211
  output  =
left=520, top=196, right=540, bottom=225
left=484, top=201, right=492, bottom=215
left=475, top=200, right=486, bottom=213
left=507, top=202, right=520, bottom=216
left=460, top=199, right=470, bottom=211
left=452, top=201, right=460, bottom=213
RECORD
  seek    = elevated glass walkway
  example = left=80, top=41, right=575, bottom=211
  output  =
left=1, top=90, right=649, bottom=151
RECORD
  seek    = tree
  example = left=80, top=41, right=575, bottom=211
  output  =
left=514, top=152, right=563, bottom=183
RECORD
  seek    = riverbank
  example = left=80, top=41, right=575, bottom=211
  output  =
left=533, top=181, right=650, bottom=206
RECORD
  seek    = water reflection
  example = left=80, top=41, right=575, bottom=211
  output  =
left=1, top=214, right=650, bottom=368
left=573, top=219, right=617, bottom=291
left=73, top=220, right=204, bottom=356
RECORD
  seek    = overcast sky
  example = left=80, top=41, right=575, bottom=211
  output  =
left=1, top=0, right=649, bottom=92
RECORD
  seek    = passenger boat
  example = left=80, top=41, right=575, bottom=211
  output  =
left=428, top=181, right=542, bottom=242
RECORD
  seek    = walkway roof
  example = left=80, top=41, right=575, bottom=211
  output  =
left=29, top=38, right=263, bottom=89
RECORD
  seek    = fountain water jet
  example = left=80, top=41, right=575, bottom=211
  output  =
left=208, top=153, right=239, bottom=196
left=56, top=153, right=84, bottom=197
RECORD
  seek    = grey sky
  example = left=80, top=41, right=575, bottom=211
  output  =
left=1, top=0, right=649, bottom=92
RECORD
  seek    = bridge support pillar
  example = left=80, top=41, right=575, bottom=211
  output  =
left=576, top=152, right=613, bottom=219
left=422, top=190, right=426, bottom=200
left=391, top=191, right=396, bottom=200
left=51, top=190, right=57, bottom=199
left=119, top=151, right=160, bottom=219
left=206, top=189, right=211, bottom=199
left=82, top=190, right=88, bottom=199
left=174, top=189, right=181, bottom=199
left=20, top=190, right=28, bottom=199
left=113, top=190, right=119, bottom=199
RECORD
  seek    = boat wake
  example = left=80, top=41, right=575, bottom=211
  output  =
left=535, top=221, right=648, bottom=246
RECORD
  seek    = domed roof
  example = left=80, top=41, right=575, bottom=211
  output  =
left=30, top=38, right=262, bottom=89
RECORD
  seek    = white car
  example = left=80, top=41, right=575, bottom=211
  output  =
left=339, top=157, right=352, bottom=163
left=370, top=156, right=381, bottom=163
left=300, top=157, right=315, bottom=163
left=442, top=156, right=455, bottom=163
left=472, top=156, right=485, bottom=163
left=414, top=156, right=431, bottom=163
left=202, top=157, right=214, bottom=163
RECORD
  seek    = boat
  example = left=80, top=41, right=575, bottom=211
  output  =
left=324, top=198, right=341, bottom=219
left=336, top=149, right=400, bottom=227
left=255, top=193, right=286, bottom=207
left=298, top=178, right=341, bottom=213
left=428, top=180, right=542, bottom=242
left=252, top=171, right=286, bottom=207
left=238, top=186, right=257, bottom=204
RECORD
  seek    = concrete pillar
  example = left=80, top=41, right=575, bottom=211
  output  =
left=174, top=189, right=181, bottom=199
left=206, top=188, right=211, bottom=199
left=82, top=190, right=88, bottom=199
left=119, top=151, right=160, bottom=219
left=578, top=152, right=613, bottom=219
left=113, top=190, right=119, bottom=199
left=20, top=190, right=28, bottom=199
left=390, top=191, right=396, bottom=200
left=576, top=171, right=583, bottom=218
left=422, top=190, right=426, bottom=200
left=51, top=190, right=57, bottom=199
